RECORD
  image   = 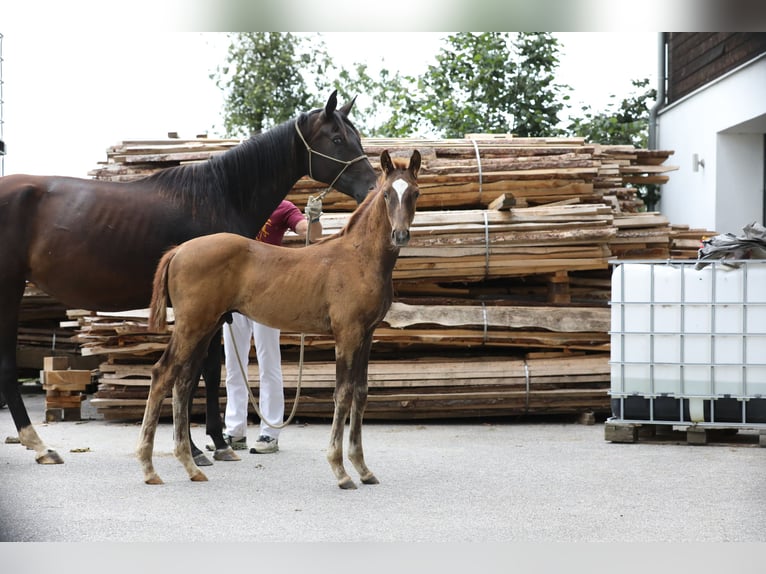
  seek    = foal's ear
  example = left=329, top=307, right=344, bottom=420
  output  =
left=409, top=150, right=421, bottom=179
left=324, top=90, right=338, bottom=117
left=380, top=150, right=394, bottom=175
left=339, top=95, right=357, bottom=117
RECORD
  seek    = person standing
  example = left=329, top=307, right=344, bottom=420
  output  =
left=212, top=197, right=322, bottom=454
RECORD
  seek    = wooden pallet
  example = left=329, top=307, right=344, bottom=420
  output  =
left=605, top=420, right=766, bottom=447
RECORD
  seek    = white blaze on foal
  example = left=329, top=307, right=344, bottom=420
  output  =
left=392, top=178, right=408, bottom=202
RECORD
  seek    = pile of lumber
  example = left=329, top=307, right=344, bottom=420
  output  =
left=74, top=292, right=613, bottom=420
left=89, top=350, right=610, bottom=421
left=40, top=356, right=92, bottom=422
left=17, top=283, right=97, bottom=374
left=89, top=135, right=677, bottom=213
left=288, top=202, right=675, bottom=281
left=71, top=134, right=694, bottom=422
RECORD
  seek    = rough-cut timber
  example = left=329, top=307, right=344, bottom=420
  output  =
left=42, top=134, right=709, bottom=421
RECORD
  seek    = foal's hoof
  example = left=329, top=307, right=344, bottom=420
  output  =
left=213, top=447, right=241, bottom=462
left=193, top=452, right=214, bottom=466
left=361, top=474, right=380, bottom=485
left=338, top=477, right=358, bottom=490
left=145, top=474, right=164, bottom=485
left=190, top=470, right=208, bottom=482
left=36, top=449, right=64, bottom=465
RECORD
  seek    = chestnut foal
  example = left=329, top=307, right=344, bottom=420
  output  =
left=137, top=149, right=421, bottom=489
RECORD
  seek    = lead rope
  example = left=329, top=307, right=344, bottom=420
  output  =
left=228, top=121, right=368, bottom=430
left=227, top=199, right=320, bottom=430
left=227, top=317, right=305, bottom=430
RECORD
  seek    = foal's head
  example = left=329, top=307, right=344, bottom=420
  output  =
left=379, top=149, right=421, bottom=247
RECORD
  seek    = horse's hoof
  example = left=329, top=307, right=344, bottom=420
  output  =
left=213, top=447, right=241, bottom=462
left=145, top=474, right=164, bottom=485
left=361, top=474, right=379, bottom=485
left=36, top=449, right=64, bottom=465
left=338, top=477, right=358, bottom=490
left=190, top=470, right=208, bottom=482
left=193, top=452, right=214, bottom=466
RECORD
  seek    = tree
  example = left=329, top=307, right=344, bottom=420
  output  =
left=508, top=33, right=571, bottom=137
left=566, top=78, right=656, bottom=148
left=336, top=64, right=422, bottom=138
left=373, top=33, right=570, bottom=139
left=211, top=33, right=335, bottom=137
left=567, top=78, right=659, bottom=210
left=212, top=33, right=572, bottom=140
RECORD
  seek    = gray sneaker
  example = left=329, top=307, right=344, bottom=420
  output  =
left=206, top=433, right=247, bottom=451
left=250, top=435, right=279, bottom=454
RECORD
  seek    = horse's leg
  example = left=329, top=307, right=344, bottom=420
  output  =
left=185, top=369, right=213, bottom=466
left=0, top=280, right=63, bottom=464
left=328, top=342, right=356, bottom=489
left=200, top=331, right=239, bottom=462
left=136, top=351, right=178, bottom=484
left=173, top=362, right=208, bottom=482
left=347, top=333, right=378, bottom=485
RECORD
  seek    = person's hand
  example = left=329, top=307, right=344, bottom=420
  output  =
left=306, top=195, right=323, bottom=223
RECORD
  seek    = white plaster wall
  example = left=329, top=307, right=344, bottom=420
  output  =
left=716, top=133, right=763, bottom=234
left=656, top=56, right=766, bottom=234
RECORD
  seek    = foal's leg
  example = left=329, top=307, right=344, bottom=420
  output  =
left=328, top=348, right=356, bottom=489
left=347, top=334, right=378, bottom=485
left=136, top=353, right=178, bottom=484
left=173, top=365, right=208, bottom=482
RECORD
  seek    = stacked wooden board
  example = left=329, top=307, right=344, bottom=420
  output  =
left=40, top=356, right=92, bottom=422
left=71, top=134, right=693, bottom=421
left=89, top=135, right=678, bottom=212
left=17, top=283, right=101, bottom=375
left=86, top=347, right=611, bottom=421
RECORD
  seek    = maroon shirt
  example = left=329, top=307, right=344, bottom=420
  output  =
left=255, top=200, right=304, bottom=246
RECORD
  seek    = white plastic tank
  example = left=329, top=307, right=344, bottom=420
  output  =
left=610, top=260, right=766, bottom=424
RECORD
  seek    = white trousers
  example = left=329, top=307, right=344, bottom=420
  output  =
left=222, top=312, right=284, bottom=440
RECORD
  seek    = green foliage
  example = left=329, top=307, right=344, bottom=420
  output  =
left=567, top=78, right=656, bottom=148
left=374, top=33, right=570, bottom=138
left=565, top=78, right=659, bottom=211
left=210, top=33, right=335, bottom=137
left=334, top=65, right=422, bottom=137
left=212, top=32, right=573, bottom=140
left=211, top=32, right=656, bottom=159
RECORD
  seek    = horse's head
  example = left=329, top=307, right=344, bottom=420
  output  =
left=379, top=149, right=421, bottom=247
left=296, top=90, right=377, bottom=204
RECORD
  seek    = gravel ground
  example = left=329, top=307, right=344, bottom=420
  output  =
left=1, top=390, right=764, bottom=571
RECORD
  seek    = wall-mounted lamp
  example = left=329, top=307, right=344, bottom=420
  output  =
left=692, top=153, right=705, bottom=172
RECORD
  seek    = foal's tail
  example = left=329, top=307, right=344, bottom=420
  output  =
left=148, top=246, right=178, bottom=332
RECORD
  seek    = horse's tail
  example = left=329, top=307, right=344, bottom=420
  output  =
left=148, top=246, right=177, bottom=331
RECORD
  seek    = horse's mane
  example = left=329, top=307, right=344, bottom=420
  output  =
left=140, top=119, right=299, bottom=221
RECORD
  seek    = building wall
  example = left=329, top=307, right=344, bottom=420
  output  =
left=667, top=33, right=766, bottom=103
left=656, top=55, right=766, bottom=234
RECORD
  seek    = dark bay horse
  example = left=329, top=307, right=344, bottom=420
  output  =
left=138, top=149, right=421, bottom=489
left=0, top=90, right=377, bottom=465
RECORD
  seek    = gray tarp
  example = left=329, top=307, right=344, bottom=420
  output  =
left=696, top=221, right=766, bottom=269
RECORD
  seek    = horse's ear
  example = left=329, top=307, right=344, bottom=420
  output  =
left=380, top=150, right=394, bottom=175
left=409, top=150, right=421, bottom=179
left=339, top=95, right=357, bottom=117
left=324, top=90, right=338, bottom=117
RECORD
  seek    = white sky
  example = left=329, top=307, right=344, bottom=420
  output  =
left=0, top=29, right=657, bottom=178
